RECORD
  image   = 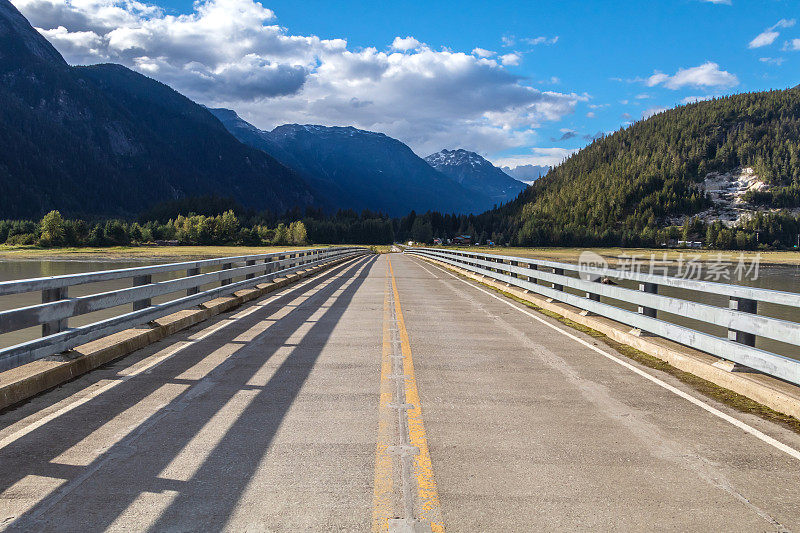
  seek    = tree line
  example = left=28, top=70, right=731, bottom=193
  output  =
left=2, top=206, right=798, bottom=251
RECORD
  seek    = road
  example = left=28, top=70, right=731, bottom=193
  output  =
left=1, top=253, right=800, bottom=531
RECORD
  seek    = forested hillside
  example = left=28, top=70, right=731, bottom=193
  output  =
left=0, top=0, right=316, bottom=218
left=488, top=86, right=800, bottom=246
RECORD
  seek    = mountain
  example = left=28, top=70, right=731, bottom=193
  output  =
left=500, top=164, right=550, bottom=184
left=424, top=149, right=527, bottom=204
left=210, top=109, right=493, bottom=216
left=477, top=87, right=800, bottom=246
left=0, top=0, right=315, bottom=218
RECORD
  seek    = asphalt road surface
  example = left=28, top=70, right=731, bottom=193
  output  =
left=1, top=253, right=800, bottom=532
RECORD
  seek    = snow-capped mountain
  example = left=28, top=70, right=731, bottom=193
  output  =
left=501, top=164, right=551, bottom=185
left=425, top=149, right=528, bottom=205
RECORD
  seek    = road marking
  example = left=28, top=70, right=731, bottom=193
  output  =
left=372, top=273, right=395, bottom=531
left=374, top=257, right=444, bottom=532
left=391, top=260, right=443, bottom=531
left=409, top=255, right=800, bottom=463
left=0, top=258, right=364, bottom=452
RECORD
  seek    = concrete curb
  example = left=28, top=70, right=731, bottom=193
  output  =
left=416, top=255, right=800, bottom=421
left=0, top=255, right=364, bottom=411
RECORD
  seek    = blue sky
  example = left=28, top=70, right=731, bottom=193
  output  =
left=14, top=0, right=800, bottom=169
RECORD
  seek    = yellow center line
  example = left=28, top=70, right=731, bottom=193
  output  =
left=372, top=265, right=395, bottom=531
left=389, top=257, right=444, bottom=532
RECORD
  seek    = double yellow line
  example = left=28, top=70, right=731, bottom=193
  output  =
left=373, top=257, right=443, bottom=532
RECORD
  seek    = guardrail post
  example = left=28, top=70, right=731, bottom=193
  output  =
left=524, top=263, right=537, bottom=283
left=41, top=287, right=68, bottom=336
left=220, top=263, right=233, bottom=286
left=728, top=297, right=757, bottom=346
left=552, top=267, right=564, bottom=291
left=245, top=259, right=256, bottom=280
left=132, top=274, right=152, bottom=311
left=637, top=282, right=658, bottom=318
left=186, top=267, right=201, bottom=295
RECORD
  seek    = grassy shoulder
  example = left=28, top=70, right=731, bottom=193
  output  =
left=436, top=245, right=800, bottom=266
left=0, top=244, right=380, bottom=260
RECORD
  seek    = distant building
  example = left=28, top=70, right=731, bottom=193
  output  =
left=433, top=238, right=443, bottom=245
left=453, top=235, right=472, bottom=245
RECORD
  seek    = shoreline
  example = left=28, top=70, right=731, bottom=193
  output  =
left=0, top=245, right=322, bottom=262
left=0, top=244, right=798, bottom=266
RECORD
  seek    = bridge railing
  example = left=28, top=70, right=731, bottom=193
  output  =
left=0, top=246, right=367, bottom=371
left=405, top=247, right=800, bottom=386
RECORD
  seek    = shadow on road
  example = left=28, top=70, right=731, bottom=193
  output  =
left=0, top=254, right=377, bottom=531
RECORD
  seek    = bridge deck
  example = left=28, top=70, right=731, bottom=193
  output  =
left=1, top=253, right=799, bottom=531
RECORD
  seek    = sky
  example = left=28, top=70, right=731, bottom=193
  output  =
left=12, top=0, right=800, bottom=169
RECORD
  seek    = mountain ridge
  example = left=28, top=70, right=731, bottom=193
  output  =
left=0, top=0, right=317, bottom=218
left=210, top=109, right=496, bottom=216
left=424, top=148, right=527, bottom=204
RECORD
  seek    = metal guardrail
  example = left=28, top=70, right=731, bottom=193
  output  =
left=405, top=247, right=800, bottom=386
left=0, top=247, right=367, bottom=371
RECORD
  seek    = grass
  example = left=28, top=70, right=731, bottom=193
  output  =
left=426, top=257, right=800, bottom=435
left=436, top=245, right=800, bottom=266
left=0, top=244, right=376, bottom=260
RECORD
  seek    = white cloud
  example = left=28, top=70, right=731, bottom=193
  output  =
left=522, top=36, right=558, bottom=46
left=391, top=36, right=421, bottom=51
left=784, top=39, right=800, bottom=51
left=749, top=30, right=779, bottom=48
left=681, top=95, right=715, bottom=104
left=471, top=47, right=494, bottom=58
left=500, top=53, right=520, bottom=66
left=13, top=0, right=580, bottom=156
left=700, top=0, right=731, bottom=4
left=40, top=25, right=104, bottom=56
left=749, top=19, right=795, bottom=48
left=644, top=62, right=738, bottom=90
left=493, top=147, right=579, bottom=168
left=641, top=106, right=667, bottom=119
left=759, top=56, right=785, bottom=65
left=586, top=111, right=596, bottom=118
left=645, top=72, right=670, bottom=86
